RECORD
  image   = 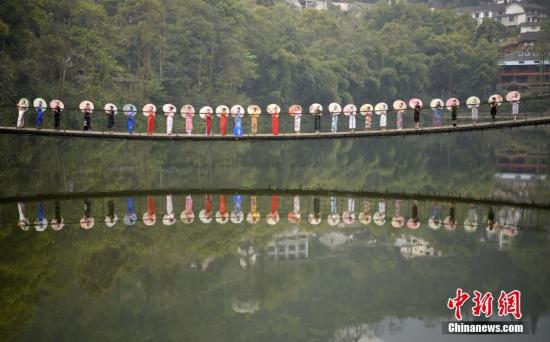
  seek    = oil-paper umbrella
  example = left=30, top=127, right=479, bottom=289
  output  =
left=143, top=212, right=156, bottom=226
left=392, top=100, right=407, bottom=111
left=163, top=104, right=176, bottom=114
left=288, top=104, right=303, bottom=116
left=231, top=105, right=245, bottom=117
left=215, top=105, right=230, bottom=117
left=430, top=98, right=444, bottom=109
left=359, top=212, right=372, bottom=225
left=488, top=94, right=503, bottom=105
left=409, top=98, right=423, bottom=108
left=104, top=103, right=118, bottom=114
left=309, top=103, right=323, bottom=115
left=79, top=100, right=94, bottom=112
left=180, top=104, right=195, bottom=118
left=343, top=104, right=357, bottom=116
left=327, top=213, right=340, bottom=226
left=466, top=96, right=480, bottom=109
left=123, top=104, right=137, bottom=117
left=360, top=104, right=374, bottom=115
left=266, top=212, right=280, bottom=225
left=374, top=102, right=388, bottom=115
left=142, top=103, right=156, bottom=117
left=445, top=98, right=460, bottom=111
left=506, top=91, right=520, bottom=102
left=247, top=104, right=261, bottom=116
left=49, top=99, right=64, bottom=110
left=267, top=104, right=281, bottom=115
left=18, top=98, right=30, bottom=109
left=80, top=217, right=95, bottom=229
left=50, top=217, right=64, bottom=231
left=33, top=98, right=46, bottom=108
left=328, top=102, right=342, bottom=115
left=443, top=216, right=457, bottom=231
left=428, top=217, right=441, bottom=230
left=105, top=214, right=119, bottom=227
left=199, top=106, right=213, bottom=120
left=247, top=211, right=261, bottom=224
left=407, top=218, right=420, bottom=230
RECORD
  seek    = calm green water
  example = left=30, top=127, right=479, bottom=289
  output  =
left=0, top=127, right=549, bottom=341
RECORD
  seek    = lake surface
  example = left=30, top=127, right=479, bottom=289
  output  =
left=1, top=127, right=549, bottom=341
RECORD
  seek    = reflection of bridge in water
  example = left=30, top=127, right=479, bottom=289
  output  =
left=1, top=115, right=549, bottom=141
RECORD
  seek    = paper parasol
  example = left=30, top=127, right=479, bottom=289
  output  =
left=428, top=217, right=441, bottom=230
left=267, top=104, right=281, bottom=115
left=216, top=211, right=230, bottom=224
left=123, top=213, right=137, bottom=225
left=79, top=100, right=94, bottom=112
left=342, top=212, right=355, bottom=225
left=142, top=212, right=156, bottom=226
left=308, top=214, right=321, bottom=225
left=430, top=98, right=444, bottom=109
left=142, top=104, right=156, bottom=117
left=488, top=94, right=503, bottom=106
left=464, top=218, right=478, bottom=232
left=374, top=102, right=388, bottom=115
left=288, top=211, right=301, bottom=224
left=33, top=98, right=46, bottom=108
left=180, top=104, right=195, bottom=117
left=18, top=98, right=30, bottom=109
left=163, top=214, right=176, bottom=226
left=199, top=209, right=213, bottom=223
left=104, top=103, right=118, bottom=114
left=231, top=105, right=245, bottom=117
left=163, top=104, right=176, bottom=114
left=445, top=98, right=460, bottom=111
left=392, top=100, right=407, bottom=111
left=50, top=218, right=64, bottom=231
left=327, top=213, right=340, bottom=226
left=104, top=215, right=119, bottom=227
left=180, top=211, right=195, bottom=224
left=199, top=106, right=213, bottom=120
left=506, top=91, right=520, bottom=102
left=288, top=104, right=303, bottom=116
left=373, top=211, right=386, bottom=226
left=391, top=216, right=404, bottom=228
left=80, top=217, right=95, bottom=229
left=266, top=212, right=280, bottom=225
left=328, top=102, right=342, bottom=115
left=123, top=104, right=137, bottom=117
left=230, top=211, right=244, bottom=224
left=34, top=218, right=47, bottom=231
left=359, top=212, right=372, bottom=225
left=246, top=212, right=261, bottom=224
left=49, top=99, right=64, bottom=110
left=247, top=104, right=261, bottom=116
left=406, top=218, right=420, bottom=230
left=443, top=217, right=456, bottom=231
left=360, top=104, right=374, bottom=115
left=343, top=104, right=357, bottom=116
left=466, top=96, right=480, bottom=109
left=215, top=105, right=230, bottom=117
left=409, top=98, right=423, bottom=108
left=309, top=103, right=323, bottom=115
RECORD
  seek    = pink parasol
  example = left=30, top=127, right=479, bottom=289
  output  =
left=215, top=105, right=230, bottom=118
left=288, top=104, right=303, bottom=116
left=49, top=99, right=64, bottom=109
left=343, top=104, right=357, bottom=116
left=104, top=103, right=118, bottom=114
left=406, top=218, right=420, bottom=230
left=466, top=96, right=480, bottom=109
left=488, top=94, right=503, bottom=106
left=506, top=91, right=520, bottom=102
left=80, top=217, right=95, bottom=229
left=445, top=98, right=460, bottom=111
left=142, top=104, right=156, bottom=117
left=392, top=100, right=407, bottom=111
left=79, top=100, right=94, bottom=112
left=443, top=216, right=457, bottom=231
left=409, top=98, right=423, bottom=108
left=180, top=104, right=195, bottom=117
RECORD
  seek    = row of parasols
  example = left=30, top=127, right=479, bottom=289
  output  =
left=16, top=91, right=520, bottom=117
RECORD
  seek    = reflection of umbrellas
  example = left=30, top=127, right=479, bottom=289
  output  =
left=308, top=214, right=321, bottom=225
left=230, top=211, right=244, bottom=224
left=392, top=100, right=407, bottom=110
left=180, top=211, right=195, bottom=224
left=288, top=211, right=301, bottom=224
left=123, top=104, right=137, bottom=117
left=231, top=105, right=245, bottom=117
left=464, top=207, right=478, bottom=232
left=343, top=104, right=357, bottom=116
left=430, top=98, right=443, bottom=109
left=180, top=104, right=195, bottom=117
left=288, top=104, right=302, bottom=116
left=18, top=219, right=30, bottom=231
left=79, top=100, right=94, bottom=112
left=373, top=212, right=385, bottom=226
left=18, top=98, right=30, bottom=109
left=163, top=214, right=176, bottom=226
left=428, top=218, right=441, bottom=230
left=406, top=218, right=420, bottom=230
left=49, top=99, right=64, bottom=109
left=409, top=98, right=423, bottom=108
left=142, top=103, right=156, bottom=116
left=342, top=212, right=355, bottom=225
left=163, top=104, right=176, bottom=114
left=34, top=218, right=48, bottom=232
left=360, top=104, right=373, bottom=115
left=215, top=105, right=230, bottom=117
left=50, top=218, right=64, bottom=231
left=247, top=104, right=261, bottom=116
left=33, top=98, right=46, bottom=108
left=143, top=212, right=156, bottom=226
left=391, top=216, right=404, bottom=228
left=359, top=212, right=371, bottom=225
left=80, top=217, right=95, bottom=229
left=309, top=103, right=323, bottom=114
left=199, top=209, right=213, bottom=223
left=199, top=106, right=213, bottom=119
left=216, top=211, right=229, bottom=224
left=105, top=214, right=119, bottom=227
left=444, top=217, right=457, bottom=231
left=266, top=212, right=280, bottom=225
left=124, top=213, right=137, bottom=225
left=506, top=91, right=520, bottom=102
left=328, top=102, right=342, bottom=115
left=104, top=103, right=118, bottom=114
left=466, top=96, right=480, bottom=108
left=327, top=213, right=340, bottom=226
left=374, top=102, right=388, bottom=115
left=247, top=212, right=261, bottom=224
left=446, top=98, right=460, bottom=111
left=488, top=94, right=503, bottom=105
left=266, top=104, right=281, bottom=114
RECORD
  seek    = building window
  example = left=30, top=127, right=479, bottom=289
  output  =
left=484, top=12, right=489, bottom=18
left=475, top=12, right=480, bottom=19
left=509, top=16, right=514, bottom=22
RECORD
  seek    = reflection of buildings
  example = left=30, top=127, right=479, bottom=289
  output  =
left=266, top=231, right=314, bottom=261
left=486, top=208, right=520, bottom=250
left=495, top=148, right=547, bottom=200
left=394, top=235, right=442, bottom=259
left=319, top=231, right=355, bottom=249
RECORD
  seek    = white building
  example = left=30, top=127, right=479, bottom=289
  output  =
left=266, top=231, right=314, bottom=261
left=394, top=235, right=441, bottom=259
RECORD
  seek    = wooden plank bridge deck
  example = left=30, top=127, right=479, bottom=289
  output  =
left=1, top=115, right=549, bottom=141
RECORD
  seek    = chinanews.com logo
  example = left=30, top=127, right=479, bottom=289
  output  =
left=442, top=288, right=529, bottom=335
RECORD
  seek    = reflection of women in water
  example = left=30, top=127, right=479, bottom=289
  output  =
left=199, top=194, right=213, bottom=223
left=247, top=196, right=261, bottom=224
left=181, top=195, right=195, bottom=224
left=80, top=199, right=95, bottom=229
left=266, top=195, right=280, bottom=225
left=444, top=204, right=457, bottom=231
left=105, top=200, right=118, bottom=227
left=231, top=194, right=244, bottom=224
left=373, top=201, right=386, bottom=226
left=342, top=198, right=355, bottom=225
left=391, top=200, right=404, bottom=228
left=487, top=207, right=495, bottom=231
left=17, top=202, right=30, bottom=230
left=34, top=202, right=47, bottom=231
left=359, top=200, right=372, bottom=225
left=464, top=205, right=478, bottom=232
left=308, top=197, right=321, bottom=225
left=163, top=195, right=176, bottom=226
left=124, top=198, right=138, bottom=225
left=216, top=195, right=229, bottom=224
left=327, top=196, right=340, bottom=226
left=288, top=196, right=301, bottom=224
left=407, top=201, right=420, bottom=230
left=143, top=195, right=156, bottom=226
left=429, top=203, right=441, bottom=230
left=36, top=100, right=45, bottom=129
